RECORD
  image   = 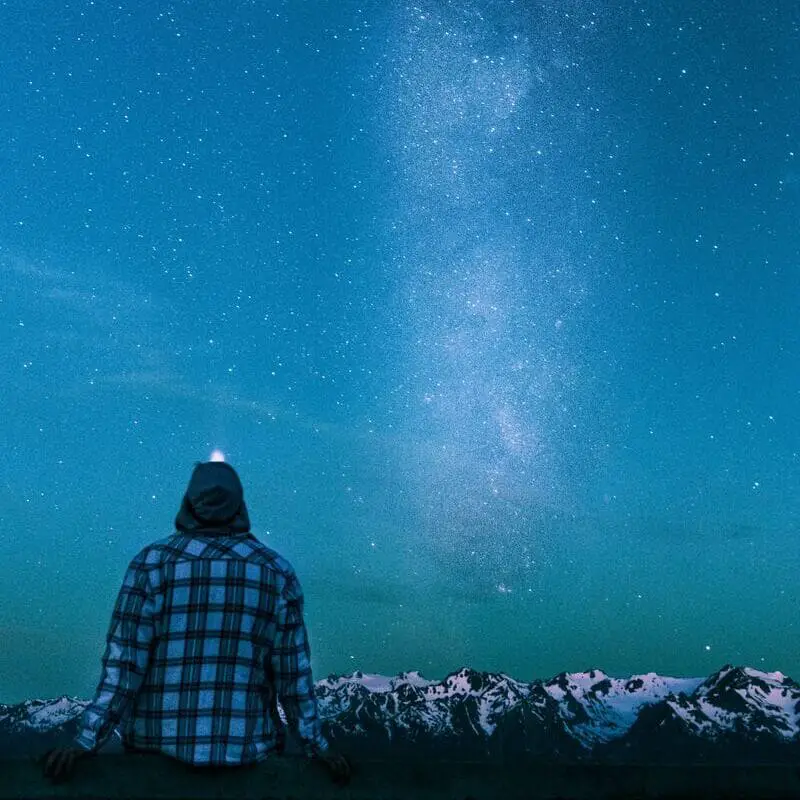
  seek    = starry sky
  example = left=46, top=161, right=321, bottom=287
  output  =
left=1, top=1, right=799, bottom=705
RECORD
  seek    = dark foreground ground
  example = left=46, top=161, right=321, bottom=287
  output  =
left=3, top=753, right=800, bottom=800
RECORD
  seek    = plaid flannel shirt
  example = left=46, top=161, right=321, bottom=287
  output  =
left=73, top=532, right=329, bottom=766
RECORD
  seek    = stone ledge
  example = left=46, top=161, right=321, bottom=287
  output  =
left=3, top=753, right=800, bottom=799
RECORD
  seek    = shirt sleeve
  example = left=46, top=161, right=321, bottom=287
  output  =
left=73, top=551, right=157, bottom=753
left=270, top=571, right=329, bottom=758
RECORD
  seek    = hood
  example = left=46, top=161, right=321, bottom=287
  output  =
left=175, top=461, right=251, bottom=534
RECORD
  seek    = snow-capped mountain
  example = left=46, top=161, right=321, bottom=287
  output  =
left=3, top=665, right=800, bottom=764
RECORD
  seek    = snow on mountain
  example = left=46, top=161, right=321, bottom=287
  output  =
left=29, top=697, right=90, bottom=729
left=0, top=696, right=88, bottom=732
left=318, top=670, right=436, bottom=694
left=542, top=668, right=706, bottom=746
left=315, top=667, right=533, bottom=739
left=672, top=665, right=800, bottom=740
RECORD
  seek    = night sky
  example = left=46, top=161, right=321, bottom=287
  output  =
left=1, top=1, right=799, bottom=705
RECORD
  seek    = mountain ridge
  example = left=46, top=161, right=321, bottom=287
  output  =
left=3, top=664, right=800, bottom=764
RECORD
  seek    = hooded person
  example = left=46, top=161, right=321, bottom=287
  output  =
left=174, top=460, right=252, bottom=536
left=52, top=458, right=352, bottom=781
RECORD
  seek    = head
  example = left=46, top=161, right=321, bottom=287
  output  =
left=174, top=460, right=251, bottom=534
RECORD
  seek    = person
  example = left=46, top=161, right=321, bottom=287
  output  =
left=41, top=459, right=351, bottom=786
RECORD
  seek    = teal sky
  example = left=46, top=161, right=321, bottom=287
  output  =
left=1, top=1, right=799, bottom=705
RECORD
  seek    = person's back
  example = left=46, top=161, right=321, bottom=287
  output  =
left=72, top=460, right=349, bottom=782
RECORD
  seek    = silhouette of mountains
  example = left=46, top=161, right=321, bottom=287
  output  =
left=3, top=664, right=800, bottom=764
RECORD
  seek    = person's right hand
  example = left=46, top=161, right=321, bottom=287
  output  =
left=315, top=748, right=351, bottom=785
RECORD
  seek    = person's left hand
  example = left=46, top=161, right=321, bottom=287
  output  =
left=40, top=746, right=91, bottom=783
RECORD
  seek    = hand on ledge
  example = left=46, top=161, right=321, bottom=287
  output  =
left=40, top=745, right=92, bottom=784
left=314, top=748, right=351, bottom=786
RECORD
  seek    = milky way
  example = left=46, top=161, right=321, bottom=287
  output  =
left=375, top=3, right=607, bottom=589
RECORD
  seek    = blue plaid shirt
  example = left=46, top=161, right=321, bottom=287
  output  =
left=74, top=532, right=329, bottom=766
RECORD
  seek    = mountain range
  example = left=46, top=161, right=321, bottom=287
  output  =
left=3, top=665, right=800, bottom=764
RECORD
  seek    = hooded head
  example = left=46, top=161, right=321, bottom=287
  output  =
left=175, top=461, right=251, bottom=534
